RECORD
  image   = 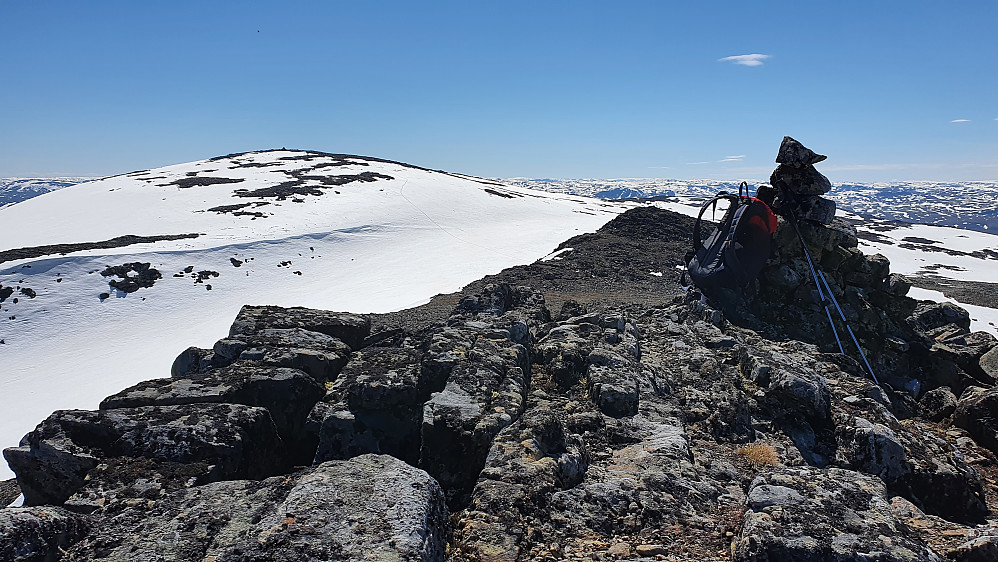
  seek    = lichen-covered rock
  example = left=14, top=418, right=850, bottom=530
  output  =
left=3, top=404, right=285, bottom=506
left=908, top=302, right=972, bottom=333
left=228, top=305, right=371, bottom=350
left=835, top=416, right=908, bottom=482
left=884, top=273, right=914, bottom=296
left=99, top=363, right=324, bottom=462
left=211, top=328, right=352, bottom=383
left=420, top=331, right=530, bottom=506
left=586, top=364, right=639, bottom=417
left=770, top=163, right=832, bottom=196
left=920, top=386, right=958, bottom=421
left=0, top=506, right=91, bottom=562
left=734, top=467, right=939, bottom=561
left=775, top=136, right=827, bottom=167
left=170, top=345, right=218, bottom=377
left=0, top=479, right=18, bottom=507
left=948, top=524, right=998, bottom=562
left=953, top=386, right=998, bottom=456
left=63, top=455, right=448, bottom=562
left=797, top=195, right=836, bottom=224
left=311, top=346, right=427, bottom=464
left=980, top=345, right=998, bottom=381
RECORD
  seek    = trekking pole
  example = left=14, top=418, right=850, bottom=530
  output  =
left=817, top=270, right=880, bottom=385
left=781, top=202, right=846, bottom=355
left=781, top=196, right=879, bottom=385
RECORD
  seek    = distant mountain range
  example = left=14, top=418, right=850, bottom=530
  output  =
left=503, top=178, right=998, bottom=233
left=0, top=178, right=96, bottom=208
left=6, top=176, right=997, bottom=233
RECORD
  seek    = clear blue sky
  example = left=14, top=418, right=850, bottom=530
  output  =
left=2, top=1, right=996, bottom=182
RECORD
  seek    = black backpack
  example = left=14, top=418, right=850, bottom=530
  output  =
left=685, top=183, right=777, bottom=292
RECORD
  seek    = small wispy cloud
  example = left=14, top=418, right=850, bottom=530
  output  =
left=687, top=161, right=710, bottom=165
left=718, top=54, right=770, bottom=67
left=951, top=119, right=971, bottom=123
left=647, top=166, right=670, bottom=169
left=720, top=155, right=746, bottom=162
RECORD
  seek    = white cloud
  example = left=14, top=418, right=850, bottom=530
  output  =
left=951, top=119, right=971, bottom=123
left=718, top=54, right=770, bottom=67
left=720, top=155, right=746, bottom=162
left=647, top=166, right=670, bottom=169
left=687, top=161, right=710, bottom=165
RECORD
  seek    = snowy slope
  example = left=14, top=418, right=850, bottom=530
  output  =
left=0, top=150, right=629, bottom=479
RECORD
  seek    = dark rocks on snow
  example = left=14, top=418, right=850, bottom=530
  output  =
left=168, top=176, right=244, bottom=189
left=193, top=270, right=218, bottom=284
left=0, top=233, right=200, bottom=265
left=100, top=262, right=162, bottom=293
left=233, top=171, right=393, bottom=200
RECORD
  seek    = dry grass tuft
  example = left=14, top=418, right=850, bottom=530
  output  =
left=736, top=443, right=780, bottom=466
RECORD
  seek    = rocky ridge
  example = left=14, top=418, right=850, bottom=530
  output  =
left=3, top=204, right=998, bottom=560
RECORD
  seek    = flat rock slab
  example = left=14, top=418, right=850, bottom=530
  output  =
left=4, top=403, right=285, bottom=506
left=228, top=305, right=371, bottom=350
left=0, top=506, right=91, bottom=562
left=99, top=363, right=323, bottom=453
left=770, top=163, right=832, bottom=196
left=211, top=328, right=352, bottom=383
left=63, top=454, right=448, bottom=562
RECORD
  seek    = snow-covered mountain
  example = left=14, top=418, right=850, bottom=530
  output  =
left=0, top=177, right=95, bottom=208
left=0, top=150, right=629, bottom=479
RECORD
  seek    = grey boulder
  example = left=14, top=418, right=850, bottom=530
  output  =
left=4, top=403, right=285, bottom=506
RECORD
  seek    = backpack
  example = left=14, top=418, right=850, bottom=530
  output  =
left=685, top=182, right=778, bottom=292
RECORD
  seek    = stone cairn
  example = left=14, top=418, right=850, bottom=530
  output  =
left=720, top=136, right=997, bottom=397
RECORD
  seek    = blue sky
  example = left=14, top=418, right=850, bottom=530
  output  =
left=1, top=1, right=996, bottom=182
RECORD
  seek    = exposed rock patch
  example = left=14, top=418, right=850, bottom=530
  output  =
left=100, top=262, right=162, bottom=293
left=0, top=233, right=200, bottom=264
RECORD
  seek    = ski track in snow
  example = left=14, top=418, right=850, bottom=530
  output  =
left=0, top=151, right=629, bottom=479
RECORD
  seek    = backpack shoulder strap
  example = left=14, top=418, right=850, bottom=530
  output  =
left=692, top=193, right=740, bottom=252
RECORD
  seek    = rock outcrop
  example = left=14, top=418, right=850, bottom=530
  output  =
left=3, top=196, right=997, bottom=560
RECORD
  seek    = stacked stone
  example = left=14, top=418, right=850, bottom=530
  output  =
left=740, top=137, right=998, bottom=397
left=754, top=137, right=901, bottom=311
left=758, top=136, right=837, bottom=224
